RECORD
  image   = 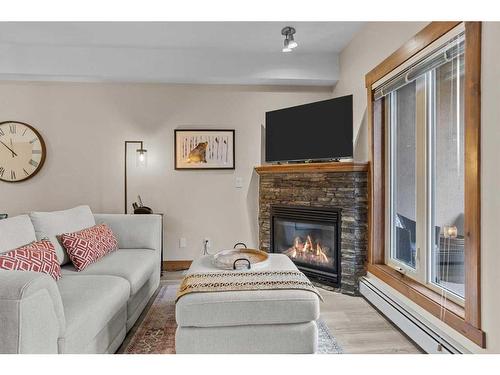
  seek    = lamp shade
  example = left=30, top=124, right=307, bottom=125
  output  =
left=282, top=39, right=292, bottom=52
left=443, top=225, right=458, bottom=239
left=136, top=148, right=148, bottom=168
left=287, top=34, right=297, bottom=49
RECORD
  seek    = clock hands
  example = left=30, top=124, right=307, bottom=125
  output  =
left=0, top=139, right=18, bottom=157
left=10, top=138, right=16, bottom=158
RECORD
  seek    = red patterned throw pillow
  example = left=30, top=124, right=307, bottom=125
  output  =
left=60, top=223, right=118, bottom=271
left=0, top=239, right=61, bottom=280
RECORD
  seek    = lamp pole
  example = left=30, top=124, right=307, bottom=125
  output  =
left=124, top=140, right=145, bottom=214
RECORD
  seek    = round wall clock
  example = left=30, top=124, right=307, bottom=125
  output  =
left=0, top=121, right=46, bottom=183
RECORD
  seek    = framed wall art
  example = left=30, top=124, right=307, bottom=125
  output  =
left=174, top=129, right=235, bottom=170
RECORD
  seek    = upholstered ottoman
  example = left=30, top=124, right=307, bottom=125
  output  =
left=175, top=254, right=320, bottom=354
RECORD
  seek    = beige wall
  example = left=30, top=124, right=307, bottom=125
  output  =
left=333, top=21, right=500, bottom=352
left=332, top=22, right=429, bottom=160
left=0, top=82, right=331, bottom=260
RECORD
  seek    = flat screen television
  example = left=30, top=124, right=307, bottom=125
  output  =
left=265, top=95, right=353, bottom=163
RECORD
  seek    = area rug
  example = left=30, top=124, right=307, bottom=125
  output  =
left=119, top=283, right=343, bottom=354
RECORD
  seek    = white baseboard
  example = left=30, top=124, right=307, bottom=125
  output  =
left=359, top=276, right=470, bottom=354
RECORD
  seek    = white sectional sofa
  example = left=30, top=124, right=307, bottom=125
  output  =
left=0, top=209, right=162, bottom=354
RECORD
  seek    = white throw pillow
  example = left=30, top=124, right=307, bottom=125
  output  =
left=29, top=205, right=96, bottom=265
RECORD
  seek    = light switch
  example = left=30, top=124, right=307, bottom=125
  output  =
left=179, top=237, right=187, bottom=248
left=235, top=176, right=243, bottom=188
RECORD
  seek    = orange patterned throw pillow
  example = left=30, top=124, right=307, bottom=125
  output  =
left=0, top=239, right=62, bottom=280
left=61, top=223, right=118, bottom=271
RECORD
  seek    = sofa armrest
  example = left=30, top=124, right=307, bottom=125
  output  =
left=94, top=214, right=162, bottom=252
left=0, top=270, right=66, bottom=353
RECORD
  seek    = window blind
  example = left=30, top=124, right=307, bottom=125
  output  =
left=374, top=33, right=465, bottom=101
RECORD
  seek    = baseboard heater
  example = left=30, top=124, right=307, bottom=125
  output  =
left=359, top=276, right=469, bottom=354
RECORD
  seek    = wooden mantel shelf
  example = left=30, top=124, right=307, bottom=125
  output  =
left=254, top=161, right=369, bottom=175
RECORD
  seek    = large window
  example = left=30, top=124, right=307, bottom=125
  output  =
left=366, top=22, right=483, bottom=347
left=385, top=36, right=465, bottom=302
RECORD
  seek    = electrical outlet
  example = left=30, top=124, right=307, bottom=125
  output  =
left=179, top=237, right=187, bottom=248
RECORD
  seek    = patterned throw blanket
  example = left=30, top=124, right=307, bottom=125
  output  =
left=176, top=270, right=323, bottom=302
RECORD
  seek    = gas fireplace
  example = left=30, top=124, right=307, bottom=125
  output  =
left=271, top=205, right=341, bottom=286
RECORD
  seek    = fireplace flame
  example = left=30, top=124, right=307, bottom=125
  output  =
left=284, top=235, right=330, bottom=265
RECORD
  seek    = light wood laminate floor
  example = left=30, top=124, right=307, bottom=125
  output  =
left=162, top=271, right=423, bottom=354
left=319, top=285, right=423, bottom=353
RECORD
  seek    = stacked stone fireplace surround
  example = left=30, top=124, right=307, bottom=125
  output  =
left=257, top=166, right=368, bottom=295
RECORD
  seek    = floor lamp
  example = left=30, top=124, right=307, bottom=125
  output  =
left=124, top=141, right=147, bottom=214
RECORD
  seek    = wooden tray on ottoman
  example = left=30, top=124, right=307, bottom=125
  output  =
left=212, top=246, right=269, bottom=270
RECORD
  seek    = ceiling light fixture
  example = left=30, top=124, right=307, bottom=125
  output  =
left=281, top=26, right=297, bottom=53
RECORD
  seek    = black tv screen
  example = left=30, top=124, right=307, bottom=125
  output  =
left=265, top=95, right=353, bottom=163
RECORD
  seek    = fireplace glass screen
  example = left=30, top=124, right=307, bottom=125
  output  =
left=273, top=218, right=337, bottom=272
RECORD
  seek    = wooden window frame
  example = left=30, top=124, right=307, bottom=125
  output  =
left=365, top=22, right=485, bottom=347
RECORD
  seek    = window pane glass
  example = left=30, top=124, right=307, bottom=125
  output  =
left=390, top=81, right=417, bottom=269
left=431, top=54, right=465, bottom=298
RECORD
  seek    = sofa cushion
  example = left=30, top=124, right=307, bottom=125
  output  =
left=30, top=205, right=96, bottom=266
left=57, top=274, right=129, bottom=353
left=61, top=249, right=157, bottom=295
left=60, top=224, right=118, bottom=271
left=126, top=271, right=160, bottom=331
left=0, top=239, right=61, bottom=280
left=0, top=215, right=37, bottom=254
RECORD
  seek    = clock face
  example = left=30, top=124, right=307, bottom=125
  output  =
left=0, top=121, right=46, bottom=182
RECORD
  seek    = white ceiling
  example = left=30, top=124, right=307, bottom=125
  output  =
left=0, top=22, right=363, bottom=86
